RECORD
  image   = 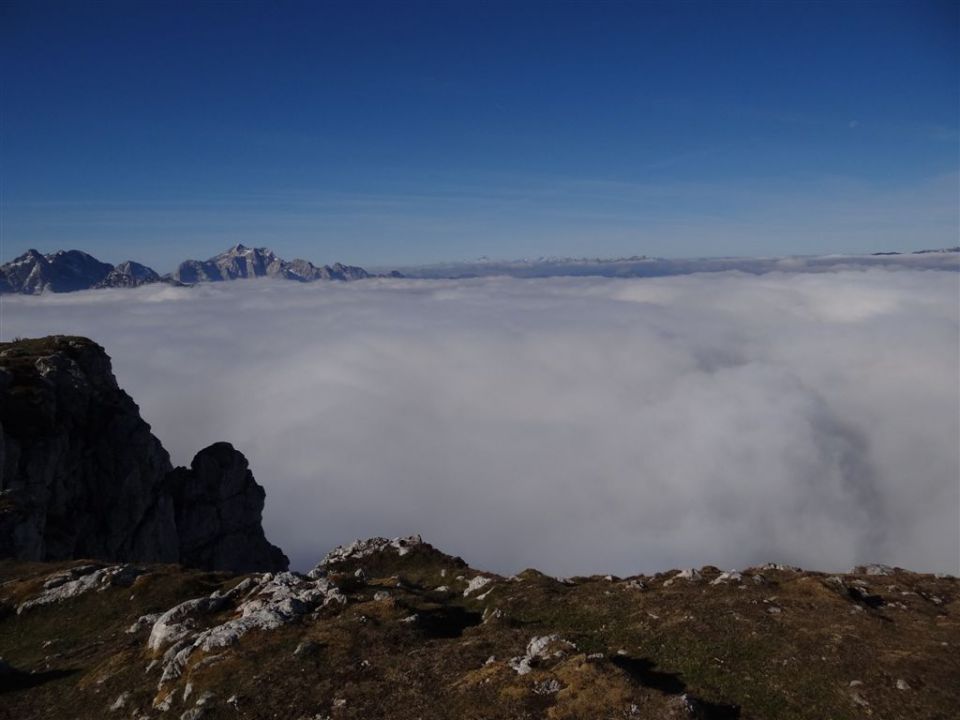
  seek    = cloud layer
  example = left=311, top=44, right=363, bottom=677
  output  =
left=394, top=247, right=960, bottom=279
left=3, top=269, right=958, bottom=576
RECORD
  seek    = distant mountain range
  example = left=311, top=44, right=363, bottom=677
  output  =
left=0, top=244, right=387, bottom=295
left=3, top=245, right=957, bottom=294
left=391, top=247, right=960, bottom=279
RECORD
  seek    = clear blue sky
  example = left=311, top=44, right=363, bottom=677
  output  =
left=1, top=0, right=957, bottom=271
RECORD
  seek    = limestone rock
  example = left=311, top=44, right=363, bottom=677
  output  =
left=317, top=535, right=423, bottom=570
left=463, top=575, right=493, bottom=597
left=507, top=634, right=576, bottom=675
left=166, top=443, right=288, bottom=574
left=146, top=570, right=345, bottom=700
left=17, top=563, right=146, bottom=614
left=0, top=336, right=178, bottom=562
left=0, top=336, right=287, bottom=573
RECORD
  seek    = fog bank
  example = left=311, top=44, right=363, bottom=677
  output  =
left=3, top=269, right=957, bottom=576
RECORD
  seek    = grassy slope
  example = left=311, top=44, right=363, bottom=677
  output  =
left=0, top=548, right=957, bottom=720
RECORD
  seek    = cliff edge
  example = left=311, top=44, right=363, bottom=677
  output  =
left=0, top=336, right=287, bottom=573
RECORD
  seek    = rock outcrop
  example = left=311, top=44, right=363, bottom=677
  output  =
left=0, top=336, right=287, bottom=572
left=0, top=336, right=178, bottom=563
left=166, top=443, right=289, bottom=573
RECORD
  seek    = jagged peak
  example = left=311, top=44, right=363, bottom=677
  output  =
left=45, top=248, right=102, bottom=260
left=7, top=248, right=46, bottom=264
left=218, top=243, right=274, bottom=258
left=114, top=259, right=152, bottom=271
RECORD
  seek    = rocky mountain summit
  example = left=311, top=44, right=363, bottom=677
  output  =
left=0, top=336, right=286, bottom=573
left=95, top=260, right=164, bottom=289
left=0, top=537, right=957, bottom=719
left=0, top=249, right=116, bottom=294
left=0, top=245, right=377, bottom=294
left=0, top=250, right=171, bottom=294
left=169, top=244, right=370, bottom=284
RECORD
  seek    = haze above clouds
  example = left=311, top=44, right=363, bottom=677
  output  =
left=3, top=268, right=958, bottom=576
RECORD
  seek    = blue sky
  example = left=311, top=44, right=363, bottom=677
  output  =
left=1, top=0, right=957, bottom=271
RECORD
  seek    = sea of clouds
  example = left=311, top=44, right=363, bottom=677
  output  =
left=2, top=268, right=958, bottom=576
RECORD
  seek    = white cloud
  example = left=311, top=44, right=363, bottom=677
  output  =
left=2, top=269, right=958, bottom=576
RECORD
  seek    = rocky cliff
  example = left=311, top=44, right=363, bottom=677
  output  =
left=166, top=443, right=288, bottom=574
left=0, top=336, right=286, bottom=573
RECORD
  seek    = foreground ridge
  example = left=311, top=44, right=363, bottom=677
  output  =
left=1, top=538, right=957, bottom=719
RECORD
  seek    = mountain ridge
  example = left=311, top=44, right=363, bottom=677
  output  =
left=168, top=243, right=371, bottom=285
left=389, top=246, right=960, bottom=279
left=3, top=246, right=956, bottom=294
left=0, top=245, right=380, bottom=295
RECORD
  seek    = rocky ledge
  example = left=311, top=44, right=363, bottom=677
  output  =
left=0, top=336, right=286, bottom=573
left=0, top=537, right=957, bottom=719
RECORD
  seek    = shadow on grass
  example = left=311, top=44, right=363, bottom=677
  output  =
left=610, top=655, right=686, bottom=693
left=414, top=606, right=482, bottom=639
left=0, top=667, right=79, bottom=694
left=611, top=655, right=741, bottom=719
